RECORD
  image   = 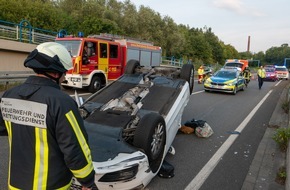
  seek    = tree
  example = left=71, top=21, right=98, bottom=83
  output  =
left=203, top=26, right=223, bottom=64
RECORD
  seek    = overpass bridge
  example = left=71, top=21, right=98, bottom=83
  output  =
left=0, top=19, right=58, bottom=72
left=0, top=39, right=36, bottom=71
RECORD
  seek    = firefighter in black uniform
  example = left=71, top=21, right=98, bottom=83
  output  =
left=242, top=66, right=252, bottom=87
left=0, top=42, right=96, bottom=189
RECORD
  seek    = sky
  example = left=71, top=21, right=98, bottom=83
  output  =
left=122, top=0, right=290, bottom=53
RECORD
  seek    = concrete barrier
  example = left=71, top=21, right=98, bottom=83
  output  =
left=0, top=39, right=36, bottom=71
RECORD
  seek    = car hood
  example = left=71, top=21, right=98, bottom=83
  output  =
left=92, top=151, right=147, bottom=173
left=208, top=76, right=236, bottom=84
left=84, top=119, right=138, bottom=162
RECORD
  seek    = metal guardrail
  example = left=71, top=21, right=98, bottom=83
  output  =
left=0, top=71, right=34, bottom=83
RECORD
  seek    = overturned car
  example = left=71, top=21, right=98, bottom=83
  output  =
left=71, top=60, right=194, bottom=189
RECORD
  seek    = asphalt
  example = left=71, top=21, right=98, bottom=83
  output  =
left=241, top=84, right=290, bottom=190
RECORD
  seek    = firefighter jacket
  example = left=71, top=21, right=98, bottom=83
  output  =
left=0, top=76, right=95, bottom=190
left=198, top=68, right=204, bottom=75
left=243, top=69, right=251, bottom=79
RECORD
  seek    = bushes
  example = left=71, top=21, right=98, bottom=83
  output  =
left=272, top=127, right=290, bottom=152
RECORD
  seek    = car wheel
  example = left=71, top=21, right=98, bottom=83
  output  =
left=124, top=59, right=140, bottom=74
left=232, top=86, right=237, bottom=95
left=133, top=112, right=166, bottom=173
left=241, top=84, right=245, bottom=91
left=180, top=64, right=194, bottom=94
left=88, top=76, right=101, bottom=93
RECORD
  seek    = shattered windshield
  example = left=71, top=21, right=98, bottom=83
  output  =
left=55, top=40, right=81, bottom=57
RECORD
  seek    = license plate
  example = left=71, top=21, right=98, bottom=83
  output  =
left=213, top=85, right=222, bottom=89
left=71, top=77, right=80, bottom=82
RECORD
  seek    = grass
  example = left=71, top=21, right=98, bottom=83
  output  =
left=276, top=166, right=287, bottom=185
left=0, top=82, right=22, bottom=91
left=281, top=98, right=290, bottom=114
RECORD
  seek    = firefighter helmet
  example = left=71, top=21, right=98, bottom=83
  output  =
left=87, top=42, right=93, bottom=48
left=24, top=42, right=72, bottom=73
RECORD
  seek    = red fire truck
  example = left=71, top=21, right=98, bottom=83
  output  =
left=55, top=33, right=162, bottom=92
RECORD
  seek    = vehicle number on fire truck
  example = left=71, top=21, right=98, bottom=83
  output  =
left=71, top=77, right=80, bottom=82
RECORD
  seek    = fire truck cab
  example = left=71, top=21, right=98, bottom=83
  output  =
left=55, top=33, right=162, bottom=92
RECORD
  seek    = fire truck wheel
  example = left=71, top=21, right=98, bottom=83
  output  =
left=88, top=76, right=101, bottom=93
left=180, top=64, right=194, bottom=94
left=133, top=112, right=166, bottom=173
left=125, top=59, right=140, bottom=74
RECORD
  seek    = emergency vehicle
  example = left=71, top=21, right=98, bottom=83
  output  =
left=55, top=33, right=162, bottom=92
left=224, top=59, right=249, bottom=71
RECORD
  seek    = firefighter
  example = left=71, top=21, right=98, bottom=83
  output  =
left=0, top=42, right=96, bottom=189
left=198, top=65, right=204, bottom=84
left=243, top=66, right=252, bottom=87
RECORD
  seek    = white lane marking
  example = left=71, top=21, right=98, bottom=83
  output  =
left=185, top=90, right=273, bottom=190
left=275, top=80, right=282, bottom=87
left=191, top=90, right=204, bottom=95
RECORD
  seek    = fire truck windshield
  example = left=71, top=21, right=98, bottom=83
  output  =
left=55, top=40, right=81, bottom=57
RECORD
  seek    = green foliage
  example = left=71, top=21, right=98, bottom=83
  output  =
left=276, top=166, right=286, bottom=185
left=265, top=44, right=290, bottom=65
left=0, top=82, right=22, bottom=91
left=272, top=127, right=290, bottom=152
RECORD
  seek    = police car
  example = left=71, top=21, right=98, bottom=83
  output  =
left=204, top=67, right=245, bottom=95
left=71, top=60, right=194, bottom=189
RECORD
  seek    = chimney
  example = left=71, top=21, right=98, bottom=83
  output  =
left=247, top=36, right=250, bottom=52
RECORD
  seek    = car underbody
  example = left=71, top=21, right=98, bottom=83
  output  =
left=71, top=60, right=193, bottom=189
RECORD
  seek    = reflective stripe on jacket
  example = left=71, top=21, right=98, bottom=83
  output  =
left=243, top=70, right=251, bottom=79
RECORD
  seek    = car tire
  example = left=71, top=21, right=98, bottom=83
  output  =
left=232, top=86, right=237, bottom=95
left=241, top=84, right=245, bottom=91
left=180, top=64, right=194, bottom=94
left=133, top=112, right=166, bottom=173
left=88, top=76, right=101, bottom=93
left=124, top=59, right=140, bottom=74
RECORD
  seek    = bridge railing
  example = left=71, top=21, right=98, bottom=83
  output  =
left=161, top=56, right=193, bottom=67
left=0, top=19, right=57, bottom=44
